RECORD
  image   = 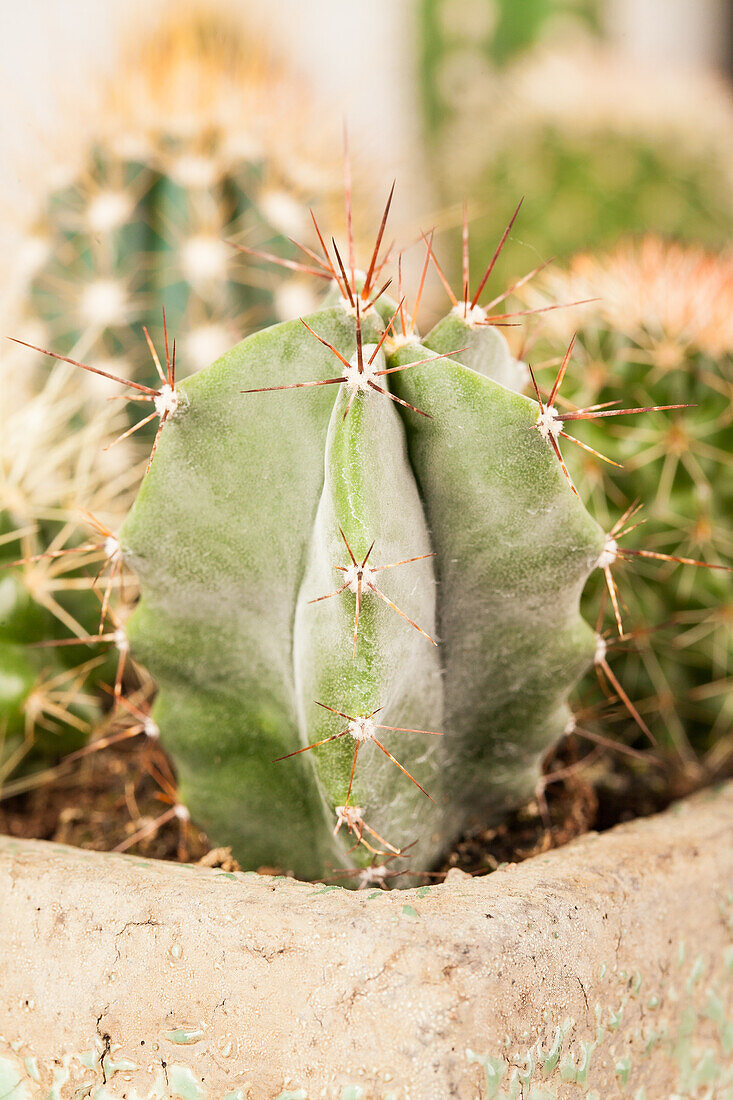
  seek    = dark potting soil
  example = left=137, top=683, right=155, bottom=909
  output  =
left=0, top=732, right=718, bottom=884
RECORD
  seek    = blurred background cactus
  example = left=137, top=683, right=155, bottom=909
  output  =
left=8, top=6, right=338, bottom=397
left=0, top=362, right=142, bottom=787
left=516, top=238, right=732, bottom=762
left=420, top=0, right=602, bottom=129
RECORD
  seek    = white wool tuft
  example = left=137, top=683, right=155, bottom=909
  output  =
left=348, top=716, right=377, bottom=743
left=536, top=404, right=563, bottom=440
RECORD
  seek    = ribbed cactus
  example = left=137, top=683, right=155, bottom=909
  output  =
left=420, top=38, right=733, bottom=284
left=11, top=8, right=334, bottom=393
left=518, top=239, right=733, bottom=757
left=18, top=194, right=714, bottom=880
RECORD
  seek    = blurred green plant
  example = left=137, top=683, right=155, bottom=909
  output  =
left=420, top=34, right=733, bottom=285
left=420, top=0, right=601, bottom=132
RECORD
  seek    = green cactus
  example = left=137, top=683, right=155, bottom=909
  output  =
left=517, top=239, right=733, bottom=759
left=0, top=361, right=141, bottom=786
left=19, top=189, right=727, bottom=879
left=11, top=8, right=335, bottom=397
left=120, top=302, right=610, bottom=875
left=21, top=186, right=707, bottom=880
left=419, top=33, right=733, bottom=285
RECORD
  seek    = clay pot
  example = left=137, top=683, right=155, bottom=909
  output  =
left=1, top=783, right=731, bottom=1098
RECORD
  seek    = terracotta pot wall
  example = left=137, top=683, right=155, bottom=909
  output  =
left=1, top=784, right=732, bottom=1098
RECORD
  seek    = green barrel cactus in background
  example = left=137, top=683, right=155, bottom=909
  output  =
left=518, top=238, right=733, bottom=758
left=9, top=7, right=336, bottom=394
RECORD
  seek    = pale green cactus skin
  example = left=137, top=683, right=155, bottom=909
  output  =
left=120, top=300, right=604, bottom=879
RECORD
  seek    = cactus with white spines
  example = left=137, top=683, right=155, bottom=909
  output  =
left=15, top=190, right=729, bottom=881
left=8, top=7, right=336, bottom=399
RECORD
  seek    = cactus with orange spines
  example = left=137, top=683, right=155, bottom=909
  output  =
left=514, top=239, right=733, bottom=758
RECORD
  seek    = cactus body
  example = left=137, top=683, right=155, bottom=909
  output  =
left=119, top=295, right=604, bottom=878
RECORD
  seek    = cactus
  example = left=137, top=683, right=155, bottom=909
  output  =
left=17, top=192, right=719, bottom=881
left=0, top=358, right=143, bottom=786
left=516, top=239, right=733, bottom=759
left=420, top=39, right=733, bottom=285
left=9, top=7, right=335, bottom=398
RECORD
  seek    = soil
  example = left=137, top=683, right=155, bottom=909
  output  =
left=0, top=730, right=718, bottom=884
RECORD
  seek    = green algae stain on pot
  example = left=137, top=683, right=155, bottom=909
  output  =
left=541, top=1018, right=574, bottom=1075
left=164, top=1027, right=206, bottom=1045
left=614, top=1054, right=632, bottom=1086
left=0, top=1054, right=32, bottom=1100
left=167, top=1063, right=205, bottom=1100
left=464, top=943, right=733, bottom=1098
left=466, top=1049, right=506, bottom=1097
